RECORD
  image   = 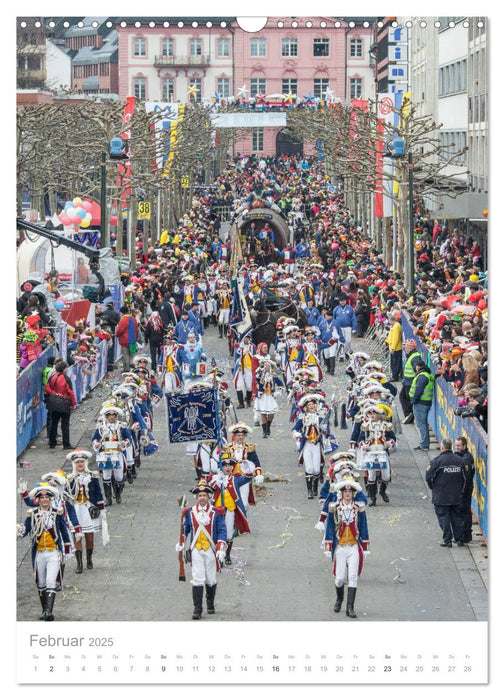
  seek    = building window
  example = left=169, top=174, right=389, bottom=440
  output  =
left=281, top=38, right=298, bottom=57
left=313, top=38, right=329, bottom=57
left=217, top=38, right=230, bottom=57
left=134, top=77, right=146, bottom=100
left=189, top=77, right=202, bottom=102
left=440, top=131, right=467, bottom=165
left=161, top=38, right=174, bottom=57
left=252, top=127, right=264, bottom=152
left=282, top=77, right=297, bottom=95
left=133, top=38, right=146, bottom=57
left=250, top=38, right=267, bottom=57
left=350, top=39, right=363, bottom=58
left=99, top=63, right=110, bottom=77
left=439, top=60, right=467, bottom=96
left=190, top=39, right=202, bottom=56
left=350, top=78, right=363, bottom=99
left=250, top=77, right=266, bottom=96
left=313, top=77, right=329, bottom=98
left=162, top=77, right=175, bottom=101
left=217, top=77, right=230, bottom=97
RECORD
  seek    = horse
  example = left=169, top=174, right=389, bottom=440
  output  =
left=247, top=294, right=307, bottom=353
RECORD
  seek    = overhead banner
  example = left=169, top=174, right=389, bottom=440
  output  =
left=166, top=389, right=219, bottom=443
left=211, top=112, right=286, bottom=128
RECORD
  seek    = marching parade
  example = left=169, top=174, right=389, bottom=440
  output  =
left=16, top=150, right=487, bottom=623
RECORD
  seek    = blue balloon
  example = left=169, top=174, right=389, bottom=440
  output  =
left=54, top=300, right=65, bottom=309
left=76, top=208, right=86, bottom=219
left=64, top=200, right=73, bottom=210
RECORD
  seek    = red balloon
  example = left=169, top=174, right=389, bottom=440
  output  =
left=82, top=200, right=93, bottom=213
left=110, top=215, right=118, bottom=226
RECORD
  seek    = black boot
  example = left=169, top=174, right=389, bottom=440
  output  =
left=113, top=480, right=124, bottom=504
left=126, top=467, right=134, bottom=484
left=225, top=540, right=233, bottom=565
left=346, top=587, right=357, bottom=618
left=218, top=325, right=223, bottom=338
left=131, top=463, right=137, bottom=479
left=312, top=476, right=319, bottom=499
left=86, top=549, right=94, bottom=570
left=266, top=421, right=272, bottom=435
left=334, top=585, right=344, bottom=613
left=246, top=391, right=253, bottom=407
left=329, top=356, right=335, bottom=375
left=306, top=476, right=314, bottom=499
left=262, top=423, right=268, bottom=438
left=367, top=482, right=377, bottom=506
left=75, top=550, right=83, bottom=574
left=206, top=584, right=217, bottom=614
left=379, top=481, right=390, bottom=503
left=103, top=482, right=113, bottom=507
left=195, top=467, right=203, bottom=482
left=38, top=589, right=47, bottom=620
left=236, top=391, right=245, bottom=409
left=44, top=590, right=56, bottom=621
left=192, top=585, right=204, bottom=619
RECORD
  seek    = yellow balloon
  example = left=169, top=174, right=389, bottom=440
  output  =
left=73, top=197, right=82, bottom=205
left=80, top=218, right=90, bottom=228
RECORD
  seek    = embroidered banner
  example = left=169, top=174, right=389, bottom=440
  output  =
left=166, top=389, right=219, bottom=443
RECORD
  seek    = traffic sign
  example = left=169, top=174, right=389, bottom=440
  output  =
left=138, top=201, right=151, bottom=220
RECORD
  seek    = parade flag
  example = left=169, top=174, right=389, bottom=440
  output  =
left=230, top=279, right=253, bottom=343
left=166, top=389, right=219, bottom=444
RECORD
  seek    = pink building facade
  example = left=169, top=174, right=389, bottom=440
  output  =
left=116, top=17, right=375, bottom=156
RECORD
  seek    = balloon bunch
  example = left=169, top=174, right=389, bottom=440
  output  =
left=58, top=197, right=93, bottom=228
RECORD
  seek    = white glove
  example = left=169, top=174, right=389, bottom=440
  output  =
left=292, top=431, right=302, bottom=440
left=324, top=550, right=332, bottom=558
left=273, top=390, right=282, bottom=398
left=74, top=532, right=84, bottom=542
left=363, top=550, right=371, bottom=560
left=175, top=542, right=185, bottom=552
left=217, top=549, right=226, bottom=564
left=314, top=521, right=325, bottom=532
left=17, top=478, right=28, bottom=495
left=254, top=474, right=264, bottom=485
left=240, top=459, right=255, bottom=476
left=16, top=523, right=25, bottom=538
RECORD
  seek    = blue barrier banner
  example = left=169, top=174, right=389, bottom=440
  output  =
left=401, top=313, right=488, bottom=542
left=166, top=389, right=219, bottom=443
left=16, top=346, right=55, bottom=456
left=17, top=339, right=110, bottom=457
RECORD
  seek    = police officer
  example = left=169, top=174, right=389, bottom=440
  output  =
left=455, top=435, right=475, bottom=544
left=400, top=338, right=423, bottom=424
left=409, top=361, right=435, bottom=451
left=425, top=438, right=466, bottom=547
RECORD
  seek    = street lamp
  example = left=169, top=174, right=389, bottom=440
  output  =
left=100, top=138, right=127, bottom=249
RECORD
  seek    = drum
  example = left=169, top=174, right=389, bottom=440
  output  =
left=197, top=362, right=206, bottom=376
left=363, top=450, right=389, bottom=470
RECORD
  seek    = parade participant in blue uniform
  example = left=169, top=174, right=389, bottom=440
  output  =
left=292, top=393, right=331, bottom=499
left=174, top=308, right=198, bottom=344
left=319, top=310, right=344, bottom=374
left=188, top=301, right=205, bottom=338
left=225, top=421, right=264, bottom=506
left=332, top=294, right=357, bottom=361
left=181, top=331, right=207, bottom=387
left=17, top=482, right=72, bottom=621
left=282, top=325, right=303, bottom=387
left=65, top=449, right=106, bottom=573
left=323, top=478, right=370, bottom=618
left=158, top=331, right=184, bottom=394
left=216, top=280, right=232, bottom=338
left=177, top=480, right=227, bottom=619
left=209, top=455, right=253, bottom=566
left=232, top=334, right=257, bottom=409
left=317, top=452, right=364, bottom=505
left=356, top=404, right=396, bottom=506
left=304, top=298, right=321, bottom=328
left=92, top=404, right=132, bottom=505
left=345, top=351, right=371, bottom=381
left=18, top=470, right=81, bottom=584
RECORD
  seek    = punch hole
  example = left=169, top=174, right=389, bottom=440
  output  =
left=236, top=17, right=268, bottom=33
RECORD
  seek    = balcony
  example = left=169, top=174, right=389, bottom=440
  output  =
left=154, top=54, right=211, bottom=67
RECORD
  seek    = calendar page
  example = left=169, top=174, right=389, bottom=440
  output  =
left=11, top=0, right=494, bottom=694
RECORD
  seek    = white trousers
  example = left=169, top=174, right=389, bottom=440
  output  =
left=341, top=326, right=352, bottom=353
left=35, top=549, right=61, bottom=590
left=334, top=544, right=360, bottom=588
left=366, top=463, right=391, bottom=483
left=102, top=461, right=124, bottom=483
left=235, top=368, right=253, bottom=392
left=224, top=509, right=236, bottom=541
left=302, top=441, right=322, bottom=476
left=163, top=371, right=179, bottom=393
left=191, top=547, right=217, bottom=586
